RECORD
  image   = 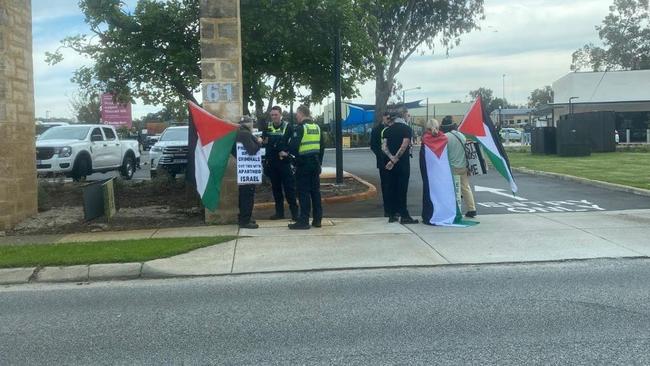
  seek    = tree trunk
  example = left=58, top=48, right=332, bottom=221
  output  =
left=373, top=64, right=392, bottom=124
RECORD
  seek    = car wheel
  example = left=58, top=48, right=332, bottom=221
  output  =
left=121, top=155, right=136, bottom=180
left=72, top=157, right=90, bottom=182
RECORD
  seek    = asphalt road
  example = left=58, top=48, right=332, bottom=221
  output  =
left=2, top=260, right=650, bottom=365
left=323, top=148, right=650, bottom=217
left=83, top=148, right=650, bottom=218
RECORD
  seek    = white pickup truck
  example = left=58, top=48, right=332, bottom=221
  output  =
left=36, top=124, right=141, bottom=181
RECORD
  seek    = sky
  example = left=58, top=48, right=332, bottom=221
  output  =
left=31, top=0, right=612, bottom=119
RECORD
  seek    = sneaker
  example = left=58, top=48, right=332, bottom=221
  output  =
left=239, top=222, right=259, bottom=229
left=400, top=216, right=419, bottom=224
left=388, top=216, right=399, bottom=223
left=465, top=211, right=477, bottom=218
left=311, top=220, right=322, bottom=228
left=288, top=222, right=311, bottom=230
left=269, top=214, right=285, bottom=220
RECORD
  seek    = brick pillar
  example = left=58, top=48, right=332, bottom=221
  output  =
left=0, top=0, right=38, bottom=231
left=200, top=0, right=243, bottom=224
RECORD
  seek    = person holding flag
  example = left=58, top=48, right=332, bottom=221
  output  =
left=231, top=116, right=263, bottom=229
left=441, top=116, right=477, bottom=218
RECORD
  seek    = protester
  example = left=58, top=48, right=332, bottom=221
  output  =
left=523, top=123, right=532, bottom=145
left=370, top=111, right=391, bottom=217
left=263, top=106, right=299, bottom=221
left=282, top=105, right=324, bottom=230
left=441, top=116, right=477, bottom=218
left=382, top=109, right=418, bottom=224
left=232, top=116, right=263, bottom=229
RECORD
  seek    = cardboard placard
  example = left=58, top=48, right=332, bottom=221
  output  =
left=236, top=143, right=263, bottom=185
left=466, top=141, right=487, bottom=176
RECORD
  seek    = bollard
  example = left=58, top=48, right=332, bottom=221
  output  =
left=626, top=129, right=631, bottom=144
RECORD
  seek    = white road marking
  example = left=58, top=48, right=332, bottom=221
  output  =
left=474, top=185, right=528, bottom=201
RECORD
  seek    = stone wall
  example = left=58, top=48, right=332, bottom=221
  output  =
left=0, top=0, right=38, bottom=231
left=200, top=0, right=243, bottom=224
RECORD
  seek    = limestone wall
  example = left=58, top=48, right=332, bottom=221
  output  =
left=0, top=0, right=38, bottom=231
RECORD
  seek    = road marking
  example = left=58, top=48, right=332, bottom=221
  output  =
left=477, top=200, right=606, bottom=213
left=474, top=185, right=528, bottom=201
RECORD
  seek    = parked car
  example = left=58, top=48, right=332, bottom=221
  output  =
left=35, top=121, right=69, bottom=139
left=142, top=134, right=161, bottom=151
left=149, top=126, right=189, bottom=178
left=499, top=127, right=522, bottom=141
left=36, top=125, right=141, bottom=181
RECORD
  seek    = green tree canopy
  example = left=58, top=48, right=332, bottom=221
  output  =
left=47, top=0, right=373, bottom=119
left=571, top=0, right=650, bottom=71
left=527, top=86, right=554, bottom=108
left=358, top=0, right=484, bottom=121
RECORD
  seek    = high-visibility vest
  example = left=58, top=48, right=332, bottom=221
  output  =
left=267, top=122, right=286, bottom=136
left=299, top=123, right=321, bottom=156
left=381, top=126, right=388, bottom=139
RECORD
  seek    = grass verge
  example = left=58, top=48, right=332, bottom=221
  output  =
left=0, top=236, right=237, bottom=269
left=507, top=151, right=650, bottom=190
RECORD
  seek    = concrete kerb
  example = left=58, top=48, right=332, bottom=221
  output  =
left=253, top=171, right=377, bottom=210
left=513, top=167, right=650, bottom=197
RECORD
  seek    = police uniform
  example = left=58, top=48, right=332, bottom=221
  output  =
left=263, top=120, right=299, bottom=220
left=287, top=119, right=324, bottom=228
left=370, top=123, right=389, bottom=217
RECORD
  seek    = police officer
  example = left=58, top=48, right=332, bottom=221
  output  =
left=382, top=109, right=418, bottom=224
left=281, top=105, right=324, bottom=230
left=263, top=106, right=299, bottom=221
left=370, top=112, right=392, bottom=217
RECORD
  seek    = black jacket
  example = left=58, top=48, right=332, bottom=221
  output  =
left=231, top=126, right=261, bottom=157
left=370, top=124, right=386, bottom=169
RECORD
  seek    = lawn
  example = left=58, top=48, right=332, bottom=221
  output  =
left=507, top=151, right=650, bottom=190
left=0, top=236, right=236, bottom=269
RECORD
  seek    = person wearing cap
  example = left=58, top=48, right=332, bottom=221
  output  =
left=263, top=106, right=299, bottom=221
left=382, top=108, right=418, bottom=224
left=441, top=115, right=477, bottom=218
left=370, top=111, right=392, bottom=217
left=281, top=105, right=324, bottom=230
left=232, top=116, right=263, bottom=229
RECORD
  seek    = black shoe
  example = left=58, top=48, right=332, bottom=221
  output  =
left=269, top=214, right=285, bottom=220
left=311, top=220, right=322, bottom=228
left=289, top=222, right=311, bottom=230
left=239, top=222, right=259, bottom=229
left=384, top=212, right=390, bottom=218
left=465, top=211, right=477, bottom=218
left=400, top=216, right=419, bottom=224
left=388, top=216, right=399, bottom=223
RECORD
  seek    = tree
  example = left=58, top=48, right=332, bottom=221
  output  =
left=358, top=0, right=484, bottom=121
left=527, top=86, right=554, bottom=108
left=70, top=91, right=101, bottom=123
left=468, top=87, right=516, bottom=113
left=571, top=0, right=650, bottom=71
left=47, top=0, right=373, bottom=119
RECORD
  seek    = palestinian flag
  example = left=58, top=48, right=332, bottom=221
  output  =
left=188, top=102, right=238, bottom=211
left=420, top=131, right=477, bottom=227
left=459, top=97, right=518, bottom=193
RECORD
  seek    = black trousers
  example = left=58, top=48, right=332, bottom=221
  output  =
left=267, top=160, right=298, bottom=218
left=378, top=167, right=390, bottom=216
left=238, top=184, right=255, bottom=225
left=296, top=163, right=322, bottom=225
left=385, top=160, right=411, bottom=217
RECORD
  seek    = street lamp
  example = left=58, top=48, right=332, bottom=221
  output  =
left=402, top=86, right=421, bottom=107
left=502, top=74, right=506, bottom=100
left=568, top=96, right=579, bottom=118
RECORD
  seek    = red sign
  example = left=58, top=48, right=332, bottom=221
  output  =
left=101, top=93, right=132, bottom=128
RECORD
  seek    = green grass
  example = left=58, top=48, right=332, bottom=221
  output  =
left=0, top=236, right=236, bottom=269
left=507, top=151, right=650, bottom=190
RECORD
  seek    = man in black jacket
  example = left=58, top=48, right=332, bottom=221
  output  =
left=262, top=106, right=299, bottom=221
left=370, top=112, right=391, bottom=217
left=281, top=105, right=324, bottom=230
left=232, top=116, right=262, bottom=229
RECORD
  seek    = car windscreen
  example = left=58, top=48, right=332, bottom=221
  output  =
left=39, top=126, right=90, bottom=141
left=160, top=128, right=188, bottom=142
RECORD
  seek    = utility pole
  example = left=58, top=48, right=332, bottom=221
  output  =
left=333, top=28, right=343, bottom=184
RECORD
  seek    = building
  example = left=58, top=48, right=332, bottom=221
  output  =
left=550, top=70, right=650, bottom=142
left=489, top=108, right=535, bottom=127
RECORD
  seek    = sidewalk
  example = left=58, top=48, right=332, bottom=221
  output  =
left=2, top=209, right=650, bottom=285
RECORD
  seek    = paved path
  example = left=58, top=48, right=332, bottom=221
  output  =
left=323, top=148, right=650, bottom=217
left=2, top=260, right=649, bottom=364
left=3, top=209, right=650, bottom=284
